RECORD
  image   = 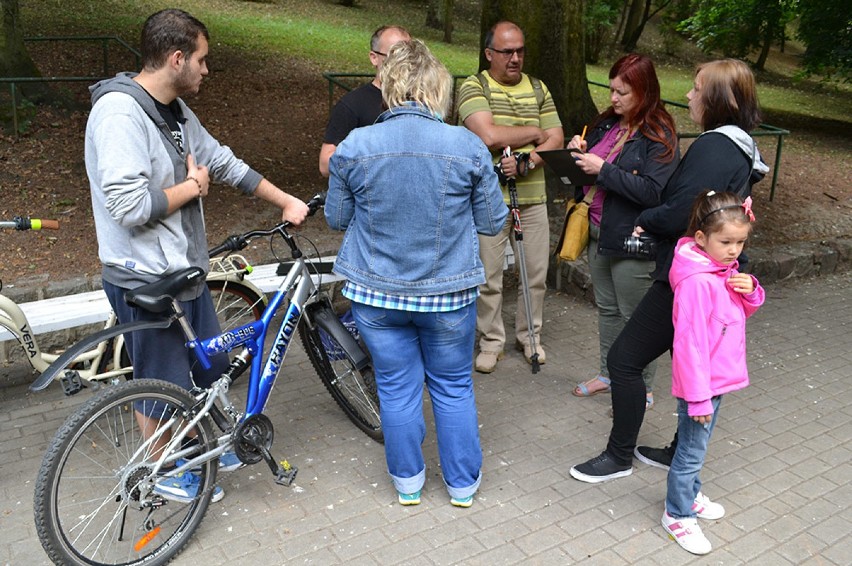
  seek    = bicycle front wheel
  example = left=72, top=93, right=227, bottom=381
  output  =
left=206, top=279, right=266, bottom=332
left=299, top=319, right=383, bottom=442
left=34, top=379, right=217, bottom=566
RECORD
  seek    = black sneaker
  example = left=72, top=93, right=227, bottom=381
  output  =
left=634, top=444, right=674, bottom=470
left=569, top=451, right=633, bottom=483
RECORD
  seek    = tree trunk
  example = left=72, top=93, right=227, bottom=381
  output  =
left=426, top=0, right=441, bottom=29
left=1, top=0, right=40, bottom=78
left=622, top=0, right=651, bottom=51
left=441, top=0, right=454, bottom=43
left=620, top=0, right=644, bottom=48
left=613, top=0, right=630, bottom=48
left=755, top=20, right=774, bottom=70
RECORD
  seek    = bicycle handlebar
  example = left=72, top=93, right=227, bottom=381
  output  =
left=0, top=217, right=60, bottom=231
left=208, top=193, right=325, bottom=257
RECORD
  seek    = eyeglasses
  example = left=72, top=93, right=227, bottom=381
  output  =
left=488, top=46, right=525, bottom=58
left=371, top=50, right=388, bottom=57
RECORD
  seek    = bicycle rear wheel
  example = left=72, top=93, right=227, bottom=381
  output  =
left=299, top=316, right=383, bottom=442
left=34, top=379, right=217, bottom=566
left=206, top=279, right=266, bottom=332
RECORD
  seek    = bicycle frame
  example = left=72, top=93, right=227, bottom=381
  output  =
left=197, top=254, right=318, bottom=417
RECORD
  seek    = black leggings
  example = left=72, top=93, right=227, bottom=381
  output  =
left=605, top=280, right=676, bottom=465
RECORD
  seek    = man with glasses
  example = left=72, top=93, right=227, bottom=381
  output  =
left=458, top=20, right=564, bottom=374
left=319, top=25, right=410, bottom=177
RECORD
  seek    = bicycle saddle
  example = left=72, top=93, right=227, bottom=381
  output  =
left=125, top=267, right=206, bottom=313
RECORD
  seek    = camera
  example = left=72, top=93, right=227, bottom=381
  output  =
left=623, top=234, right=658, bottom=259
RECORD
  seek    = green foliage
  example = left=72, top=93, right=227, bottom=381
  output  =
left=0, top=95, right=35, bottom=134
left=583, top=0, right=621, bottom=63
left=797, top=0, right=851, bottom=81
left=679, top=0, right=796, bottom=60
left=15, top=0, right=852, bottom=123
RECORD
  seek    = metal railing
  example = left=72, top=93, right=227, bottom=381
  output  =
left=1, top=36, right=140, bottom=136
left=323, top=73, right=789, bottom=201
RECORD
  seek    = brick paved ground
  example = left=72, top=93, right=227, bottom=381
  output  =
left=1, top=272, right=849, bottom=565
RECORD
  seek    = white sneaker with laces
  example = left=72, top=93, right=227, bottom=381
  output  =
left=692, top=491, right=725, bottom=520
left=662, top=510, right=712, bottom=555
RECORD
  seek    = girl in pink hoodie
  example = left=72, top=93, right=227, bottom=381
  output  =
left=662, top=190, right=765, bottom=555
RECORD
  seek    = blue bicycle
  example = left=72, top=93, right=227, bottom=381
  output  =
left=30, top=194, right=381, bottom=566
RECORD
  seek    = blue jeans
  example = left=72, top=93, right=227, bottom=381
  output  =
left=666, top=396, right=722, bottom=518
left=351, top=301, right=482, bottom=499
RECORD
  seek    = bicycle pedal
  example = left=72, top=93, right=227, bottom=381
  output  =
left=60, top=370, right=85, bottom=396
left=274, top=464, right=298, bottom=486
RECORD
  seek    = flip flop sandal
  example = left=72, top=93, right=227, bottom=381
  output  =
left=572, top=375, right=611, bottom=397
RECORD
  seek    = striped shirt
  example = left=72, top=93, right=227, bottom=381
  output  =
left=343, top=281, right=478, bottom=313
left=457, top=72, right=562, bottom=205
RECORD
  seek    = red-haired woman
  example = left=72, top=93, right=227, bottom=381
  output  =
left=569, top=53, right=679, bottom=407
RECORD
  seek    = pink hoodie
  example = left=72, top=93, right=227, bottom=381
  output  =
left=669, top=237, right=765, bottom=417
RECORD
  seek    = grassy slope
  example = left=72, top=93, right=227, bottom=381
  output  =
left=20, top=0, right=851, bottom=128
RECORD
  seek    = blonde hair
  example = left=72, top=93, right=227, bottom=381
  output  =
left=379, top=39, right=452, bottom=118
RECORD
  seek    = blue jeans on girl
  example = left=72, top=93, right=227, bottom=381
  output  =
left=667, top=396, right=722, bottom=517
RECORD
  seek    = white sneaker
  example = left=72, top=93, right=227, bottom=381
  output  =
left=662, top=510, right=712, bottom=555
left=692, top=492, right=725, bottom=520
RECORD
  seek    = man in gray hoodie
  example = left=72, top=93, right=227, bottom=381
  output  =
left=85, top=8, right=309, bottom=503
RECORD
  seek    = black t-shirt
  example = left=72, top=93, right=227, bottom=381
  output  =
left=322, top=82, right=383, bottom=145
left=154, top=98, right=185, bottom=152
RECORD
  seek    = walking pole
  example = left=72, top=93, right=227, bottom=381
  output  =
left=502, top=147, right=540, bottom=374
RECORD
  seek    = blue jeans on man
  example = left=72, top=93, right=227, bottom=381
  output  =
left=666, top=396, right=722, bottom=517
left=351, top=301, right=482, bottom=500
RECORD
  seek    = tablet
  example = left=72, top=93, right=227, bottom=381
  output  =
left=537, top=148, right=597, bottom=187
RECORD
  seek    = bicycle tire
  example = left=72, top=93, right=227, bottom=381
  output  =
left=206, top=279, right=266, bottom=332
left=34, top=379, right=217, bottom=566
left=299, top=318, right=383, bottom=442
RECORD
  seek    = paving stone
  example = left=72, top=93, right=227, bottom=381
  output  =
left=2, top=273, right=850, bottom=564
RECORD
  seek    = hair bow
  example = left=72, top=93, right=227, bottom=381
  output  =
left=742, top=196, right=756, bottom=222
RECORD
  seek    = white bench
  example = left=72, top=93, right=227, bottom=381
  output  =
left=0, top=259, right=342, bottom=342
left=0, top=290, right=113, bottom=342
left=1, top=246, right=516, bottom=342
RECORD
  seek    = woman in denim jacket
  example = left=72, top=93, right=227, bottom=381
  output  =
left=326, top=39, right=508, bottom=508
left=568, top=54, right=680, bottom=407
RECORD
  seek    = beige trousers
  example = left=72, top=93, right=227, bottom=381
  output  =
left=477, top=203, right=549, bottom=353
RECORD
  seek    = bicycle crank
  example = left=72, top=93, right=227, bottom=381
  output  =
left=233, top=414, right=298, bottom=486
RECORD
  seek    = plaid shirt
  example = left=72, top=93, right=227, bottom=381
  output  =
left=342, top=281, right=478, bottom=313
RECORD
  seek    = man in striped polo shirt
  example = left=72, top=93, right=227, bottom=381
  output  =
left=457, top=20, right=564, bottom=374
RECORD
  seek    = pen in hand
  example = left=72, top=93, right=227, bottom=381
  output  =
left=572, top=125, right=588, bottom=161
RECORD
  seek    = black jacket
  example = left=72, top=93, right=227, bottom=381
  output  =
left=637, top=132, right=766, bottom=282
left=575, top=116, right=680, bottom=257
